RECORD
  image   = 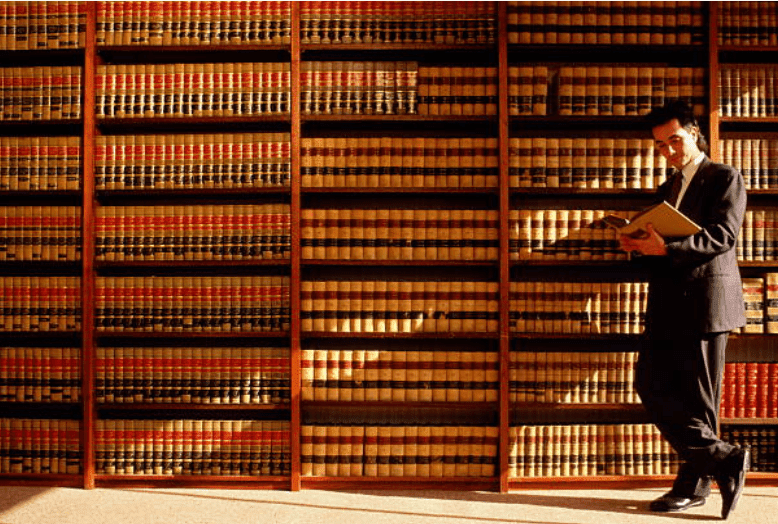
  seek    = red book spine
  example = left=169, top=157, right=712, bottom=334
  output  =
left=745, top=362, right=758, bottom=418
left=735, top=362, right=747, bottom=418
left=770, top=363, right=778, bottom=418
left=757, top=363, right=769, bottom=418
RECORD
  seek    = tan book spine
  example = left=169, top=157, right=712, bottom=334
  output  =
left=386, top=348, right=403, bottom=402
left=385, top=280, right=399, bottom=333
left=374, top=425, right=391, bottom=477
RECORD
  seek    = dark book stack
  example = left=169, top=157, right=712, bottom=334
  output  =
left=95, top=419, right=291, bottom=476
left=509, top=423, right=680, bottom=478
left=96, top=346, right=290, bottom=405
left=95, top=276, right=290, bottom=333
left=509, top=281, right=648, bottom=335
left=96, top=1, right=291, bottom=47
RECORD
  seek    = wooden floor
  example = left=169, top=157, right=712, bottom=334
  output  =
left=1, top=484, right=777, bottom=524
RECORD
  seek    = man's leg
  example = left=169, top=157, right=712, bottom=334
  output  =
left=635, top=333, right=732, bottom=502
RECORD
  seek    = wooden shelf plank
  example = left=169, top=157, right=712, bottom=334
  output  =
left=94, top=475, right=290, bottom=489
left=718, top=46, right=778, bottom=52
left=510, top=333, right=643, bottom=341
left=511, top=403, right=645, bottom=411
left=509, top=472, right=778, bottom=489
left=0, top=474, right=83, bottom=487
left=302, top=44, right=495, bottom=52
left=301, top=187, right=500, bottom=194
left=96, top=115, right=291, bottom=127
left=301, top=477, right=499, bottom=491
left=509, top=188, right=656, bottom=196
left=509, top=260, right=632, bottom=267
left=95, top=188, right=291, bottom=197
left=722, top=418, right=778, bottom=426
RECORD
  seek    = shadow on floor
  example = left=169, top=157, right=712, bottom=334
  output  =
left=348, top=489, right=721, bottom=521
left=124, top=488, right=720, bottom=523
left=0, top=487, right=52, bottom=517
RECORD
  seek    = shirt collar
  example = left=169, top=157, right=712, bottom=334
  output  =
left=680, top=152, right=706, bottom=180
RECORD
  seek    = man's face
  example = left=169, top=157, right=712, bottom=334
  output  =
left=652, top=118, right=702, bottom=170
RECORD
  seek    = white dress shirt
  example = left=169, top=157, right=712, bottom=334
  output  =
left=674, top=152, right=706, bottom=207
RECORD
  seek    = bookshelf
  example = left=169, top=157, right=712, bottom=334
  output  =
left=0, top=1, right=776, bottom=492
left=711, top=1, right=778, bottom=478
left=0, top=0, right=86, bottom=488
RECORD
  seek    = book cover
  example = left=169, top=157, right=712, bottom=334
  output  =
left=604, top=201, right=701, bottom=239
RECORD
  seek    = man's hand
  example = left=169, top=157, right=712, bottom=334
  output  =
left=619, top=223, right=668, bottom=256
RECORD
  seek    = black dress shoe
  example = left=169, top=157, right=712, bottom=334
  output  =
left=649, top=492, right=706, bottom=512
left=716, top=447, right=750, bottom=520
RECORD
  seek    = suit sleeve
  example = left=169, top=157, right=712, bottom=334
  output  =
left=664, top=165, right=746, bottom=267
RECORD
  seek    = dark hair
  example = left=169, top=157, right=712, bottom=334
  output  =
left=646, top=99, right=709, bottom=153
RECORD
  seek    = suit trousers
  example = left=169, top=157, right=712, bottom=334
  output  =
left=636, top=330, right=735, bottom=498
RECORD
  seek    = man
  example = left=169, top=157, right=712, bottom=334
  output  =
left=619, top=100, right=749, bottom=519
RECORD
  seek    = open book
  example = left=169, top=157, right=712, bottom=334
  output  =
left=603, top=201, right=702, bottom=239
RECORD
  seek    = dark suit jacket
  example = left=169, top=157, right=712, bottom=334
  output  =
left=643, top=156, right=747, bottom=336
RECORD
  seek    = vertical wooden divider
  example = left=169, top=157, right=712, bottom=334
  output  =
left=496, top=1, right=511, bottom=494
left=289, top=0, right=303, bottom=492
left=707, top=2, right=720, bottom=162
left=81, top=0, right=97, bottom=490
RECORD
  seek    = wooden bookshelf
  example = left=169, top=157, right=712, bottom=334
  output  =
left=0, top=1, right=776, bottom=492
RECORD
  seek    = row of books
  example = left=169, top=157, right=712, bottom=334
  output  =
left=718, top=66, right=778, bottom=119
left=717, top=1, right=778, bottom=47
left=507, top=1, right=704, bottom=46
left=300, top=280, right=499, bottom=334
left=301, top=424, right=498, bottom=477
left=95, top=419, right=291, bottom=477
left=95, top=1, right=291, bottom=47
left=301, top=347, right=499, bottom=403
left=507, top=66, right=549, bottom=116
left=509, top=137, right=670, bottom=189
left=739, top=212, right=778, bottom=262
left=301, top=208, right=499, bottom=261
left=720, top=426, right=778, bottom=473
left=417, top=66, right=497, bottom=116
left=95, top=63, right=290, bottom=119
left=300, top=61, right=419, bottom=116
left=0, top=206, right=80, bottom=262
left=722, top=362, right=778, bottom=419
left=509, top=351, right=638, bottom=405
left=0, top=276, right=81, bottom=332
left=301, top=137, right=499, bottom=189
left=736, top=275, right=777, bottom=334
left=94, top=204, right=291, bottom=262
left=0, top=66, right=82, bottom=121
left=95, top=346, right=290, bottom=405
left=0, top=418, right=81, bottom=475
left=0, top=136, right=81, bottom=191
left=509, top=209, right=626, bottom=261
left=508, top=424, right=679, bottom=478
left=509, top=281, right=648, bottom=335
left=95, top=133, right=290, bottom=191
left=0, top=347, right=80, bottom=403
left=721, top=138, right=778, bottom=190
left=95, top=276, right=290, bottom=333
left=557, top=66, right=705, bottom=117
left=299, top=1, right=496, bottom=46
left=0, top=1, right=86, bottom=50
